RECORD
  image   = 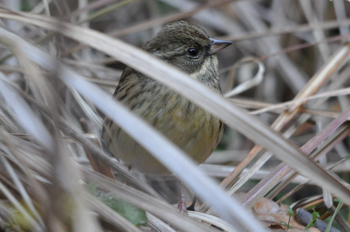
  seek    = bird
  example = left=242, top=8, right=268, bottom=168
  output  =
left=102, top=21, right=232, bottom=210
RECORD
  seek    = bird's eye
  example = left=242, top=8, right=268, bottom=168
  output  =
left=187, top=48, right=199, bottom=58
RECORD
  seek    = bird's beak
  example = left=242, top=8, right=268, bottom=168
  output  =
left=208, top=38, right=232, bottom=55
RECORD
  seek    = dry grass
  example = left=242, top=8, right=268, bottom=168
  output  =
left=0, top=0, right=350, bottom=231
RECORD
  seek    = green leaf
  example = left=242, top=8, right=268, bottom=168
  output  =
left=280, top=221, right=288, bottom=226
left=304, top=209, right=319, bottom=230
left=326, top=201, right=343, bottom=232
left=87, top=184, right=147, bottom=226
left=288, top=206, right=295, bottom=216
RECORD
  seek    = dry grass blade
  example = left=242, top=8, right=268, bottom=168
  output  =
left=59, top=119, right=162, bottom=197
left=0, top=181, right=41, bottom=230
left=1, top=9, right=350, bottom=224
left=0, top=15, right=266, bottom=231
left=146, top=213, right=177, bottom=232
left=276, top=154, right=350, bottom=206
left=1, top=2, right=350, bottom=231
left=241, top=115, right=350, bottom=209
left=0, top=74, right=54, bottom=152
left=215, top=40, right=350, bottom=210
left=189, top=211, right=236, bottom=232
left=0, top=154, right=43, bottom=227
left=110, top=0, right=235, bottom=37
left=2, top=80, right=158, bottom=197
left=69, top=87, right=103, bottom=127
left=0, top=101, right=25, bottom=133
left=224, top=57, right=265, bottom=97
left=77, top=0, right=137, bottom=25
left=233, top=2, right=308, bottom=93
left=85, top=193, right=143, bottom=232
left=0, top=66, right=159, bottom=198
left=268, top=124, right=350, bottom=201
left=0, top=130, right=50, bottom=214
left=81, top=167, right=221, bottom=232
left=0, top=18, right=103, bottom=232
left=291, top=44, right=350, bottom=112
left=251, top=87, right=350, bottom=115
left=215, top=42, right=350, bottom=211
left=62, top=0, right=236, bottom=56
left=219, top=18, right=350, bottom=41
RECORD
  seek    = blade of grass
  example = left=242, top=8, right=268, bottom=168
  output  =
left=326, top=201, right=343, bottom=232
left=82, top=167, right=222, bottom=232
left=2, top=12, right=350, bottom=226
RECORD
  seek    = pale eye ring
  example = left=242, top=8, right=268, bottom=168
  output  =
left=187, top=48, right=199, bottom=58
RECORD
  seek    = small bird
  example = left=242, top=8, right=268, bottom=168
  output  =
left=102, top=21, right=232, bottom=207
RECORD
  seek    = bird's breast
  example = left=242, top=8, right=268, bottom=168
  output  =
left=141, top=90, right=222, bottom=160
left=104, top=74, right=223, bottom=175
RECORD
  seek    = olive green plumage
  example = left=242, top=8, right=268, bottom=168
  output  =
left=102, top=21, right=231, bottom=175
